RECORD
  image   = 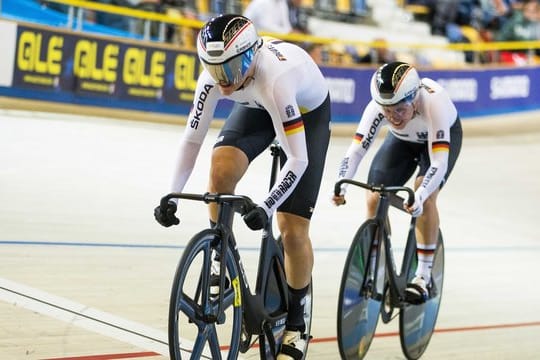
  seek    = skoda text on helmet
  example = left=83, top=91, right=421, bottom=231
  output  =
left=197, top=14, right=260, bottom=86
left=370, top=61, right=421, bottom=106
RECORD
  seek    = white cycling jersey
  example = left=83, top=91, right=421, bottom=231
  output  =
left=171, top=38, right=329, bottom=217
left=339, top=78, right=458, bottom=203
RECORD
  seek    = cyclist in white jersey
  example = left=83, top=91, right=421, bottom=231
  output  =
left=333, top=62, right=462, bottom=304
left=154, top=14, right=331, bottom=359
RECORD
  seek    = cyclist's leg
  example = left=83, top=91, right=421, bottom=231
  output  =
left=208, top=104, right=275, bottom=221
left=412, top=180, right=439, bottom=267
left=407, top=179, right=439, bottom=296
left=366, top=133, right=419, bottom=277
left=407, top=117, right=462, bottom=300
left=277, top=93, right=330, bottom=307
left=208, top=146, right=249, bottom=220
left=275, top=95, right=330, bottom=359
left=208, top=105, right=275, bottom=299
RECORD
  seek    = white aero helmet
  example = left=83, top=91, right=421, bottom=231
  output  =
left=197, top=14, right=260, bottom=86
left=370, top=61, right=421, bottom=106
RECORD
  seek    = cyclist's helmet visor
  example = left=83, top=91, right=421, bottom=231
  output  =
left=201, top=44, right=256, bottom=86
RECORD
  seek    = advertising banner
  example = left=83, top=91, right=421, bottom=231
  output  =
left=9, top=24, right=201, bottom=113
left=432, top=67, right=539, bottom=117
left=318, top=65, right=540, bottom=122
left=1, top=21, right=539, bottom=122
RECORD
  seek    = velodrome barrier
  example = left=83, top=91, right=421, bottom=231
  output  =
left=1, top=19, right=539, bottom=125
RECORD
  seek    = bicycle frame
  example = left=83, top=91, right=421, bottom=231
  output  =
left=335, top=179, right=416, bottom=307
left=164, top=142, right=292, bottom=358
left=245, top=142, right=289, bottom=348
left=206, top=193, right=290, bottom=351
left=335, top=178, right=444, bottom=360
left=374, top=192, right=418, bottom=310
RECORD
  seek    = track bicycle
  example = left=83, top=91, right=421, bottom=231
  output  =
left=334, top=179, right=444, bottom=360
left=163, top=143, right=313, bottom=359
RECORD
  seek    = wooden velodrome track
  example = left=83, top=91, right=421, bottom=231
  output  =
left=1, top=98, right=540, bottom=359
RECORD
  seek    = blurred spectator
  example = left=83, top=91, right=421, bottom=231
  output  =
left=446, top=23, right=480, bottom=62
left=90, top=0, right=134, bottom=32
left=356, top=38, right=397, bottom=64
left=288, top=0, right=309, bottom=34
left=343, top=38, right=397, bottom=65
left=244, top=0, right=308, bottom=34
left=430, top=0, right=459, bottom=36
left=302, top=42, right=327, bottom=63
left=479, top=0, right=513, bottom=31
left=165, top=5, right=199, bottom=48
left=495, top=0, right=540, bottom=63
left=495, top=0, right=540, bottom=41
left=38, top=0, right=69, bottom=14
left=129, top=0, right=164, bottom=37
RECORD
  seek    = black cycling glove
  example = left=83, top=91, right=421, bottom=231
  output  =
left=154, top=200, right=180, bottom=227
left=243, top=206, right=268, bottom=230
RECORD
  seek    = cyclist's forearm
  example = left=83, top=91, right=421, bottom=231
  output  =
left=337, top=144, right=365, bottom=194
left=260, top=157, right=308, bottom=216
left=416, top=153, right=448, bottom=203
left=169, top=141, right=201, bottom=198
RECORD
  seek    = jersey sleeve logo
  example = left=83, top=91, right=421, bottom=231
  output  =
left=436, top=130, right=445, bottom=139
left=285, top=104, right=296, bottom=118
left=267, top=44, right=287, bottom=61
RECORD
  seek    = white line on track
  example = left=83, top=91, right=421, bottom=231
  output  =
left=0, top=277, right=203, bottom=358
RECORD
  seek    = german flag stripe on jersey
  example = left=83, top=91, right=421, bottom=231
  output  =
left=432, top=141, right=450, bottom=153
left=284, top=118, right=304, bottom=136
left=353, top=133, right=363, bottom=144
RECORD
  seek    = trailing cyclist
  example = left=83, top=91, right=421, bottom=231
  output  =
left=154, top=14, right=331, bottom=359
left=333, top=61, right=462, bottom=304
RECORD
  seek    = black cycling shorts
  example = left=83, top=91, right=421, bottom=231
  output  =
left=368, top=117, right=462, bottom=188
left=214, top=95, right=331, bottom=219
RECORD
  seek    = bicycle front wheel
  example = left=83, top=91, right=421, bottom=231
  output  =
left=337, top=220, right=384, bottom=360
left=168, top=230, right=243, bottom=360
left=399, top=231, right=444, bottom=360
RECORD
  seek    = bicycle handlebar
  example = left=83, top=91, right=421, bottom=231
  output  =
left=161, top=192, right=256, bottom=215
left=334, top=179, right=415, bottom=209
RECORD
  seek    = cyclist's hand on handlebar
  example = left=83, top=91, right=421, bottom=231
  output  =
left=403, top=193, right=423, bottom=218
left=332, top=194, right=346, bottom=206
left=243, top=206, right=268, bottom=230
left=154, top=200, right=180, bottom=227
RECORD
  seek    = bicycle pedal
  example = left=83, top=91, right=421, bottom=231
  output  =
left=209, top=274, right=231, bottom=300
left=200, top=313, right=219, bottom=323
left=217, top=312, right=226, bottom=324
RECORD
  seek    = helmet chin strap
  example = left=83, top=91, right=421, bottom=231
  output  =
left=241, top=75, right=255, bottom=88
left=236, top=67, right=256, bottom=91
left=412, top=93, right=420, bottom=119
